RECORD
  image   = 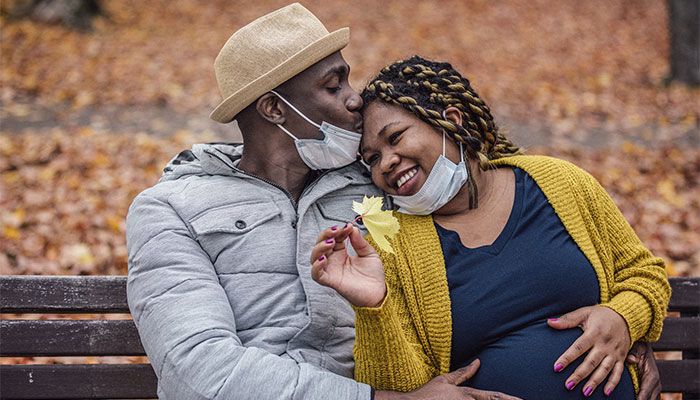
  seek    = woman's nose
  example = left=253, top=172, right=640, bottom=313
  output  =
left=380, top=152, right=399, bottom=173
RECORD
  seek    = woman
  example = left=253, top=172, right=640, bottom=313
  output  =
left=310, top=56, right=670, bottom=399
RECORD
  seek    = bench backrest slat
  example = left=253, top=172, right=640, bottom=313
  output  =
left=668, top=276, right=700, bottom=312
left=0, top=276, right=129, bottom=313
left=0, top=320, right=145, bottom=356
left=0, top=364, right=157, bottom=399
left=648, top=317, right=699, bottom=352
left=2, top=276, right=695, bottom=312
left=656, top=360, right=700, bottom=393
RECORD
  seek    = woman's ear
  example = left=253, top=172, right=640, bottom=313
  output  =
left=443, top=106, right=463, bottom=127
left=256, top=93, right=286, bottom=125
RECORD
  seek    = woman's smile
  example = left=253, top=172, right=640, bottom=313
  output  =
left=395, top=167, right=418, bottom=195
left=361, top=102, right=464, bottom=197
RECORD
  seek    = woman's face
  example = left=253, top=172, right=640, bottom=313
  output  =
left=360, top=101, right=464, bottom=196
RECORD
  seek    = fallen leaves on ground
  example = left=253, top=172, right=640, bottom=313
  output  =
left=0, top=128, right=217, bottom=275
left=1, top=130, right=696, bottom=277
left=1, top=0, right=698, bottom=145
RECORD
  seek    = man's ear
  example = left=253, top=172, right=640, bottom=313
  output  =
left=444, top=106, right=463, bottom=126
left=256, top=93, right=285, bottom=124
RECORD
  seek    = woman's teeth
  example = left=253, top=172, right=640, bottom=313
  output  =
left=397, top=168, right=417, bottom=188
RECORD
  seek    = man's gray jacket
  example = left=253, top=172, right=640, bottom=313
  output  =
left=126, top=143, right=384, bottom=399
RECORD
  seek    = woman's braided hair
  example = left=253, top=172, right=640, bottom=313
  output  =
left=361, top=56, right=522, bottom=171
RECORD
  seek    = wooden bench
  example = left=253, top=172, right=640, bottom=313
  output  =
left=1, top=275, right=698, bottom=399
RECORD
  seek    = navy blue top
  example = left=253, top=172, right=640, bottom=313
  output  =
left=435, top=167, right=634, bottom=399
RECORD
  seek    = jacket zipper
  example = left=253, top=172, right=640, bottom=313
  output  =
left=203, top=149, right=298, bottom=209
left=205, top=148, right=335, bottom=211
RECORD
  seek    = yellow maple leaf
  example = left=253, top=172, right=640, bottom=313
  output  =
left=352, top=196, right=400, bottom=254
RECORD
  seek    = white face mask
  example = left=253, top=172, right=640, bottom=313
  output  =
left=391, top=131, right=468, bottom=215
left=270, top=90, right=361, bottom=170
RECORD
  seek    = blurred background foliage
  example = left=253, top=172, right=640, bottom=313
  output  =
left=1, top=0, right=698, bottom=279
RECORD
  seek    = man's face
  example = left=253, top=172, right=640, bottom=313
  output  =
left=275, top=52, right=363, bottom=139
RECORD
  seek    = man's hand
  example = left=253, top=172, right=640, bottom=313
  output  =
left=374, top=359, right=522, bottom=400
left=548, top=306, right=630, bottom=397
left=627, top=342, right=661, bottom=400
left=310, top=224, right=387, bottom=307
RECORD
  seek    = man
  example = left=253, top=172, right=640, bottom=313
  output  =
left=127, top=3, right=660, bottom=399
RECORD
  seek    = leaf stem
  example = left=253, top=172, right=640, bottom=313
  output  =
left=344, top=215, right=363, bottom=265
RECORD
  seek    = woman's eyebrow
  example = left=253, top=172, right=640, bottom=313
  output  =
left=377, top=122, right=399, bottom=138
left=361, top=122, right=399, bottom=155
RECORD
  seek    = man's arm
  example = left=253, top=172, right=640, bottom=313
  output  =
left=126, top=191, right=371, bottom=400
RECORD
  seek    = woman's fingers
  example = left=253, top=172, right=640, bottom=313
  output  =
left=554, top=333, right=593, bottom=374
left=309, top=224, right=354, bottom=264
left=347, top=226, right=378, bottom=257
left=548, top=306, right=591, bottom=331
left=602, top=361, right=624, bottom=397
left=310, top=251, right=331, bottom=286
left=579, top=355, right=616, bottom=397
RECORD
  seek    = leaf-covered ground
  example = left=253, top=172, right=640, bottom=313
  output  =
left=0, top=2, right=698, bottom=391
left=2, top=0, right=697, bottom=277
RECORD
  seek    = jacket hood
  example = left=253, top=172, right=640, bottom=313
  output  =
left=159, top=143, right=243, bottom=183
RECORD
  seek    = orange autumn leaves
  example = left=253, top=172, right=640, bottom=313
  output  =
left=1, top=131, right=697, bottom=277
left=0, top=128, right=216, bottom=275
left=1, top=0, right=698, bottom=278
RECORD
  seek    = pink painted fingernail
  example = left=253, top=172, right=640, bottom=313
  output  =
left=584, top=387, right=592, bottom=397
left=554, top=363, right=564, bottom=372
left=318, top=255, right=325, bottom=261
left=325, top=238, right=334, bottom=244
left=605, top=389, right=612, bottom=397
left=566, top=381, right=575, bottom=390
left=331, top=225, right=338, bottom=231
left=548, top=318, right=558, bottom=322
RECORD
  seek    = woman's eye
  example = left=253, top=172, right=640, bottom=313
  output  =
left=365, top=154, right=379, bottom=165
left=388, top=130, right=404, bottom=144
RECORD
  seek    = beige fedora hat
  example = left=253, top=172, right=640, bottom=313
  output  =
left=210, top=3, right=349, bottom=123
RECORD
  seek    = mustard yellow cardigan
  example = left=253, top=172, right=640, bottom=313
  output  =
left=353, top=155, right=670, bottom=392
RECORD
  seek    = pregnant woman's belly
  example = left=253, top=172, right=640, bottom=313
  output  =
left=462, top=321, right=635, bottom=400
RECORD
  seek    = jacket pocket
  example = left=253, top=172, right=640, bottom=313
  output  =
left=190, top=201, right=281, bottom=236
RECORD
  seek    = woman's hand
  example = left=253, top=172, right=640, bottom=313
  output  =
left=548, top=306, right=631, bottom=397
left=310, top=224, right=387, bottom=308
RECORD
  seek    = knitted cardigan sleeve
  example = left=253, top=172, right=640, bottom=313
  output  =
left=351, top=235, right=439, bottom=392
left=578, top=167, right=671, bottom=343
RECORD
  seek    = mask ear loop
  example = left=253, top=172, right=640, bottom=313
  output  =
left=442, top=129, right=446, bottom=155
left=442, top=129, right=464, bottom=162
left=270, top=90, right=322, bottom=129
left=442, top=109, right=464, bottom=162
left=444, top=109, right=475, bottom=207
left=276, top=123, right=299, bottom=141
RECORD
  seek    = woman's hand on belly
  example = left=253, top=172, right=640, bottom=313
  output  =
left=547, top=306, right=631, bottom=397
